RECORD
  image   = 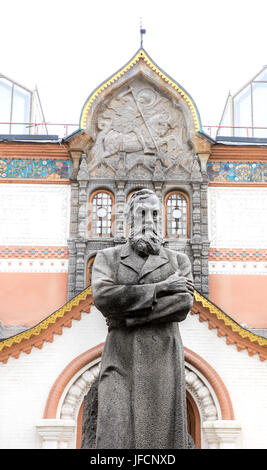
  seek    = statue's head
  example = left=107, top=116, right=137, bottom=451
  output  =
left=126, top=189, right=162, bottom=256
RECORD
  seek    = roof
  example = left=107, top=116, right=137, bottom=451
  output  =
left=216, top=136, right=267, bottom=145
left=0, top=135, right=59, bottom=143
left=0, top=287, right=266, bottom=364
left=79, top=48, right=202, bottom=133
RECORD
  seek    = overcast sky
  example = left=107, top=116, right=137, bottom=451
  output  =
left=2, top=0, right=267, bottom=134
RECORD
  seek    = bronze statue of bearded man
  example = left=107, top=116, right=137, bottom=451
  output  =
left=92, top=189, right=194, bottom=449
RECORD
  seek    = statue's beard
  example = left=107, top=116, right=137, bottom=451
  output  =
left=129, top=235, right=162, bottom=257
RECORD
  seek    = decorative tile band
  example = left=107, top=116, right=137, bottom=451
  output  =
left=209, top=261, right=267, bottom=275
left=207, top=161, right=267, bottom=183
left=0, top=246, right=69, bottom=259
left=0, top=158, right=72, bottom=180
left=209, top=248, right=267, bottom=262
left=0, top=258, right=68, bottom=273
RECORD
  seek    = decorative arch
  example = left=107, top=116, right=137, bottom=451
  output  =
left=43, top=344, right=234, bottom=450
left=88, top=189, right=115, bottom=237
left=86, top=255, right=96, bottom=286
left=164, top=190, right=190, bottom=238
left=79, top=49, right=202, bottom=135
left=184, top=347, right=234, bottom=420
left=43, top=344, right=103, bottom=419
left=186, top=391, right=201, bottom=449
left=126, top=187, right=147, bottom=201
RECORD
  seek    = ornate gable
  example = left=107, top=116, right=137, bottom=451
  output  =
left=65, top=48, right=211, bottom=299
left=77, top=49, right=204, bottom=182
left=80, top=49, right=201, bottom=135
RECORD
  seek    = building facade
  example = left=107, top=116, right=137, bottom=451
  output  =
left=1, top=48, right=267, bottom=449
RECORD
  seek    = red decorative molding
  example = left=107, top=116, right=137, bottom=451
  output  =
left=184, top=347, right=234, bottom=420
left=0, top=142, right=70, bottom=159
left=0, top=287, right=93, bottom=364
left=0, top=179, right=70, bottom=185
left=43, top=343, right=104, bottom=419
left=43, top=344, right=234, bottom=424
left=209, top=182, right=267, bottom=187
left=210, top=145, right=267, bottom=162
left=192, top=293, right=267, bottom=361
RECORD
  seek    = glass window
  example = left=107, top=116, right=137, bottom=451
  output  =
left=89, top=191, right=113, bottom=237
left=165, top=192, right=188, bottom=238
left=217, top=94, right=232, bottom=137
left=252, top=82, right=267, bottom=137
left=0, top=78, right=12, bottom=133
left=11, top=85, right=31, bottom=134
left=0, top=77, right=33, bottom=134
left=219, top=66, right=267, bottom=138
left=254, top=68, right=267, bottom=82
left=233, top=85, right=252, bottom=137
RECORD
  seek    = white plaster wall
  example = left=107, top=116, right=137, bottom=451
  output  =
left=0, top=307, right=107, bottom=449
left=208, top=187, right=267, bottom=248
left=180, top=313, right=267, bottom=449
left=0, top=184, right=70, bottom=246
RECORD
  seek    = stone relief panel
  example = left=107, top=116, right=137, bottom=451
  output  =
left=87, top=77, right=194, bottom=179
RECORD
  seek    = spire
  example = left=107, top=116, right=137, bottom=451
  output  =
left=140, top=17, right=146, bottom=48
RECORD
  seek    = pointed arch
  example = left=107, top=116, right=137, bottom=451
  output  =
left=79, top=49, right=202, bottom=134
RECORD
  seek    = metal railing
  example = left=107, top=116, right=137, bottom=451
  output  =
left=0, top=122, right=79, bottom=137
left=1, top=122, right=267, bottom=140
left=203, top=125, right=267, bottom=139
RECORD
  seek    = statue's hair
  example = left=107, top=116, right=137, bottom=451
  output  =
left=127, top=189, right=158, bottom=214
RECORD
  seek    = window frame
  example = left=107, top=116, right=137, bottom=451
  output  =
left=86, top=256, right=96, bottom=286
left=88, top=189, right=115, bottom=238
left=164, top=190, right=190, bottom=239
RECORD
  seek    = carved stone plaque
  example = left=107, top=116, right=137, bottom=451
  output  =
left=88, top=78, right=194, bottom=178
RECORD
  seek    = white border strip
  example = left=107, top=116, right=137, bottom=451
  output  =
left=209, top=261, right=267, bottom=275
left=0, top=258, right=69, bottom=273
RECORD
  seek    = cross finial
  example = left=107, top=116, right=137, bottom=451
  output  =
left=140, top=17, right=146, bottom=48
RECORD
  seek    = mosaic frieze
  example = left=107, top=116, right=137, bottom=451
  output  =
left=0, top=158, right=72, bottom=179
left=0, top=246, right=69, bottom=259
left=207, top=161, right=267, bottom=183
left=209, top=248, right=267, bottom=262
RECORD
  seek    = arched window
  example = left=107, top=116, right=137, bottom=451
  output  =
left=126, top=188, right=146, bottom=201
left=88, top=190, right=114, bottom=237
left=165, top=191, right=189, bottom=238
left=86, top=256, right=96, bottom=286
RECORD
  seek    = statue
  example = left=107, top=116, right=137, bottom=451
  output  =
left=91, top=189, right=194, bottom=448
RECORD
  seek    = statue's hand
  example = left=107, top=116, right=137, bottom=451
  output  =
left=156, top=273, right=194, bottom=297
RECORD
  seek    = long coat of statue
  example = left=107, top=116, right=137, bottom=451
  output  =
left=92, top=241, right=194, bottom=449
